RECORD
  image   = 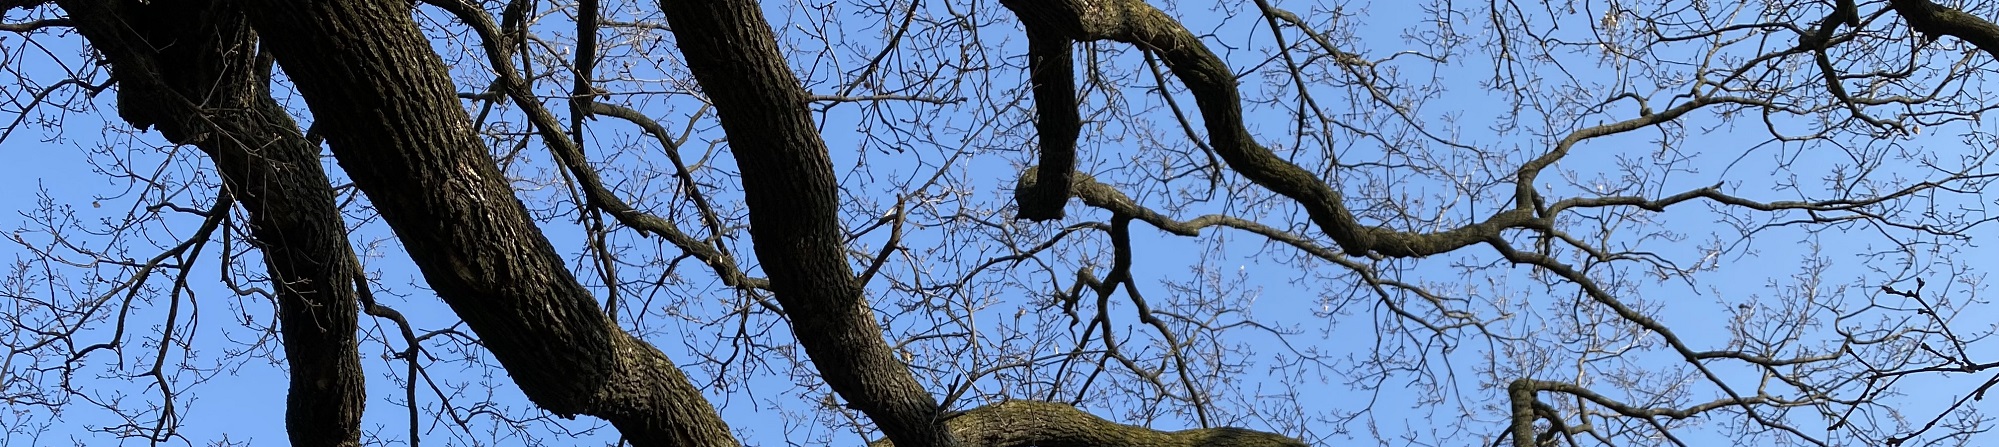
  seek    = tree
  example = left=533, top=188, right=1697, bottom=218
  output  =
left=4, top=0, right=1999, bottom=446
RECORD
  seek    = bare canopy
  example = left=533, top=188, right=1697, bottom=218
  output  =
left=6, top=0, right=1999, bottom=446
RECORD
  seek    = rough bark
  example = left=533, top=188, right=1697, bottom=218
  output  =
left=871, top=401, right=1307, bottom=447
left=654, top=1, right=953, bottom=446
left=1507, top=380, right=1538, bottom=447
left=232, top=1, right=735, bottom=445
left=55, top=1, right=366, bottom=445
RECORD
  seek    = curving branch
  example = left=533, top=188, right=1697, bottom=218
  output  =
left=1000, top=0, right=1962, bottom=262
left=1000, top=0, right=1543, bottom=258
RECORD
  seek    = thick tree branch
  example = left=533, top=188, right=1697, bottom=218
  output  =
left=1014, top=22, right=1081, bottom=221
left=656, top=1, right=949, bottom=446
left=1888, top=0, right=1999, bottom=59
left=235, top=1, right=736, bottom=445
left=0, top=18, right=67, bottom=31
left=57, top=1, right=365, bottom=444
left=870, top=401, right=1306, bottom=447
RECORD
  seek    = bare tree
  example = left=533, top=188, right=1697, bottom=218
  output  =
left=5, top=0, right=1999, bottom=446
